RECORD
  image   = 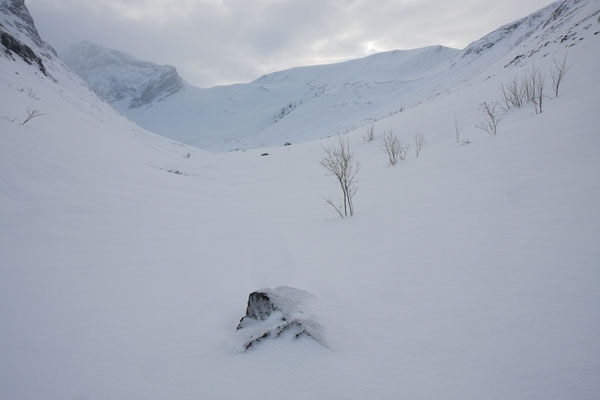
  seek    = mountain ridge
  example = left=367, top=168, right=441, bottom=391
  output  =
left=60, top=0, right=599, bottom=152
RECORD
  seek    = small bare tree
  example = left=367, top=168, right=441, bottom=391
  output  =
left=415, top=133, right=425, bottom=157
left=551, top=53, right=571, bottom=97
left=454, top=114, right=461, bottom=144
left=381, top=130, right=403, bottom=166
left=476, top=101, right=501, bottom=135
left=320, top=137, right=360, bottom=218
left=21, top=108, right=44, bottom=125
left=363, top=124, right=376, bottom=143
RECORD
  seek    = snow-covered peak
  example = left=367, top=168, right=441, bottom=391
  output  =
left=61, top=41, right=184, bottom=110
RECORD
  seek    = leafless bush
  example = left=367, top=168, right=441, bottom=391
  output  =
left=523, top=65, right=545, bottom=114
left=415, top=133, right=425, bottom=157
left=21, top=108, right=44, bottom=125
left=381, top=130, right=403, bottom=166
left=476, top=101, right=501, bottom=135
left=320, top=137, right=359, bottom=218
left=399, top=143, right=409, bottom=161
left=500, top=76, right=525, bottom=110
left=363, top=124, right=376, bottom=143
left=551, top=53, right=571, bottom=97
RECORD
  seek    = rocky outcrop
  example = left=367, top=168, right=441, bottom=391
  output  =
left=129, top=65, right=183, bottom=108
left=1, top=29, right=46, bottom=75
left=236, top=287, right=325, bottom=351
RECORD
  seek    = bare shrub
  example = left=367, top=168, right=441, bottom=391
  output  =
left=21, top=108, right=44, bottom=125
left=363, top=124, right=376, bottom=143
left=476, top=101, right=501, bottom=135
left=551, top=53, right=571, bottom=97
left=501, top=76, right=524, bottom=110
left=523, top=65, right=545, bottom=114
left=454, top=114, right=461, bottom=143
left=320, top=137, right=359, bottom=218
left=381, top=130, right=403, bottom=166
left=415, top=133, right=425, bottom=157
left=399, top=143, right=409, bottom=161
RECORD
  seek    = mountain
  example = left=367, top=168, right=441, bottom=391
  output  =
left=63, top=42, right=459, bottom=150
left=62, top=0, right=599, bottom=151
left=61, top=41, right=184, bottom=110
left=2, top=1, right=600, bottom=399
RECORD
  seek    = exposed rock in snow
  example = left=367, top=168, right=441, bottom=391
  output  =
left=236, top=287, right=325, bottom=351
left=0, top=29, right=46, bottom=75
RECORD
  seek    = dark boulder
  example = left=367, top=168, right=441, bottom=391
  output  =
left=236, top=287, right=325, bottom=351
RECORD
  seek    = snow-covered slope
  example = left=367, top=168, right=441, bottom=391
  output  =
left=2, top=0, right=600, bottom=399
left=63, top=0, right=600, bottom=152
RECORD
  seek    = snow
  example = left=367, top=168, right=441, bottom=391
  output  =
left=1, top=0, right=600, bottom=399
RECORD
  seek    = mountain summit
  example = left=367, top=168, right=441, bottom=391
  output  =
left=62, top=41, right=184, bottom=110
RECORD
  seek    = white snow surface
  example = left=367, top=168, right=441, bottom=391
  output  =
left=2, top=0, right=600, bottom=399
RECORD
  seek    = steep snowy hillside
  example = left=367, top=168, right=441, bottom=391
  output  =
left=2, top=0, right=600, bottom=399
left=63, top=0, right=599, bottom=151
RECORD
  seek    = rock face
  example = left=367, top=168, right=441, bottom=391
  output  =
left=0, top=29, right=46, bottom=75
left=236, top=287, right=325, bottom=351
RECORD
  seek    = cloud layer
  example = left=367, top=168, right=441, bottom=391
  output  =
left=28, top=0, right=551, bottom=87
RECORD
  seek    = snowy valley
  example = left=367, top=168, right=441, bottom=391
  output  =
left=1, top=0, right=600, bottom=399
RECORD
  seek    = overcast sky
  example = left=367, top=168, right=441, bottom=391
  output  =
left=27, top=0, right=552, bottom=87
